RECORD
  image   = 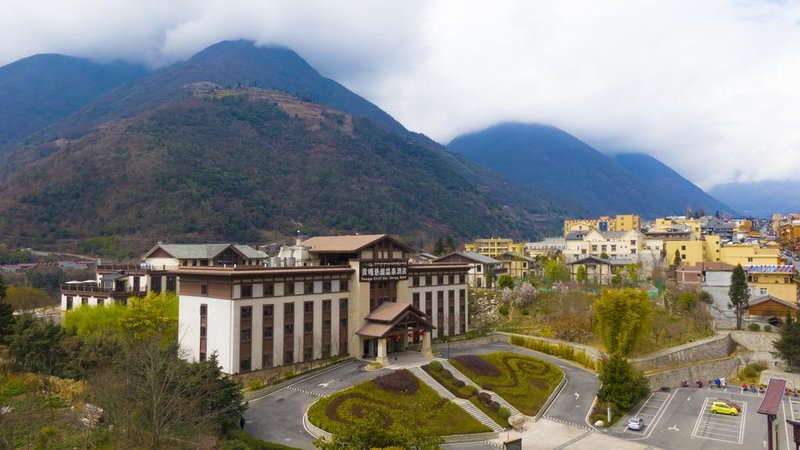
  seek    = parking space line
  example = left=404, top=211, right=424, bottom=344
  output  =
left=691, top=397, right=746, bottom=445
left=624, top=390, right=673, bottom=439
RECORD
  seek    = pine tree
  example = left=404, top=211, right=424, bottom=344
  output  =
left=774, top=312, right=800, bottom=370
left=0, top=274, right=13, bottom=343
left=729, top=264, right=750, bottom=330
left=671, top=250, right=682, bottom=270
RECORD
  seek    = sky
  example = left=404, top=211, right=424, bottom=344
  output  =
left=2, top=0, right=800, bottom=190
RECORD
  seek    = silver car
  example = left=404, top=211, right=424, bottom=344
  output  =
left=628, top=417, right=644, bottom=431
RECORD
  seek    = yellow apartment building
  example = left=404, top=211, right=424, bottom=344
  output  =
left=665, top=236, right=721, bottom=266
left=745, top=265, right=798, bottom=302
left=720, top=245, right=782, bottom=266
left=463, top=238, right=525, bottom=258
left=563, top=214, right=641, bottom=237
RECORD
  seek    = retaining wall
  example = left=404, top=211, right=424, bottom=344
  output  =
left=644, top=357, right=741, bottom=390
left=631, top=333, right=735, bottom=373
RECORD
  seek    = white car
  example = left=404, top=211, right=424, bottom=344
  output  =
left=628, top=417, right=644, bottom=431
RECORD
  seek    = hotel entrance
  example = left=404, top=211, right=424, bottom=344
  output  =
left=356, top=302, right=434, bottom=365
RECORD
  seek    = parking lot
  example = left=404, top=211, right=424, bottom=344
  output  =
left=690, top=397, right=747, bottom=445
left=611, top=387, right=771, bottom=449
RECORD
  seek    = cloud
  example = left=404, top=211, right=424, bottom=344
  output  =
left=1, top=0, right=799, bottom=189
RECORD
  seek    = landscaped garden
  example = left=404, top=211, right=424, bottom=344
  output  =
left=448, top=352, right=563, bottom=416
left=307, top=369, right=490, bottom=436
left=422, top=360, right=510, bottom=427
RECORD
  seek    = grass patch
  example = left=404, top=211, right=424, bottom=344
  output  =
left=510, top=335, right=597, bottom=370
left=449, top=352, right=563, bottom=416
left=422, top=363, right=509, bottom=427
left=219, top=430, right=302, bottom=449
left=308, top=369, right=490, bottom=436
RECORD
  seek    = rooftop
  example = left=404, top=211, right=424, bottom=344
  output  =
left=300, top=234, right=412, bottom=253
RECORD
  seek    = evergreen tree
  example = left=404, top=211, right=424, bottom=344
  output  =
left=671, top=250, right=682, bottom=270
left=774, top=312, right=800, bottom=370
left=433, top=237, right=445, bottom=256
left=576, top=265, right=587, bottom=284
left=0, top=274, right=13, bottom=343
left=444, top=235, right=456, bottom=254
left=594, top=289, right=652, bottom=357
left=597, top=354, right=649, bottom=412
left=729, top=264, right=750, bottom=329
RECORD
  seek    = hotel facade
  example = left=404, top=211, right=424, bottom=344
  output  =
left=176, top=234, right=471, bottom=374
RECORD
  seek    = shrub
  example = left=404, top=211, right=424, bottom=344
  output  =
left=465, top=385, right=478, bottom=396
left=748, top=323, right=761, bottom=332
left=373, top=370, right=420, bottom=395
left=247, top=379, right=264, bottom=391
left=482, top=383, right=494, bottom=391
left=521, top=308, right=530, bottom=316
left=497, top=407, right=511, bottom=421
left=477, top=392, right=491, bottom=403
left=499, top=304, right=509, bottom=316
left=453, top=379, right=466, bottom=388
left=509, top=335, right=596, bottom=370
left=441, top=369, right=453, bottom=380
left=283, top=370, right=296, bottom=379
left=764, top=325, right=773, bottom=332
left=428, top=360, right=443, bottom=372
left=453, top=355, right=501, bottom=377
left=740, top=366, right=758, bottom=382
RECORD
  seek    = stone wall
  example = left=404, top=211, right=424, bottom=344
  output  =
left=645, top=357, right=741, bottom=390
left=631, top=333, right=735, bottom=373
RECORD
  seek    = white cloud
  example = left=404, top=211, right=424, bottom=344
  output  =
left=1, top=0, right=799, bottom=189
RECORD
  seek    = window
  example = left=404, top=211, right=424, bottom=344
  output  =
left=284, top=351, right=293, bottom=364
left=200, top=304, right=208, bottom=316
left=323, top=300, right=331, bottom=312
left=611, top=245, right=616, bottom=251
left=322, top=344, right=331, bottom=359
left=340, top=298, right=348, bottom=310
left=322, top=280, right=331, bottom=293
left=200, top=327, right=207, bottom=337
left=438, top=275, right=444, bottom=285
left=285, top=324, right=294, bottom=335
left=263, top=327, right=273, bottom=339
left=199, top=352, right=206, bottom=362
left=201, top=284, right=208, bottom=295
left=412, top=292, right=420, bottom=309
left=425, top=276, right=432, bottom=285
left=66, top=297, right=73, bottom=310
left=340, top=280, right=349, bottom=291
left=323, top=320, right=331, bottom=330
left=340, top=318, right=348, bottom=328
left=241, top=330, right=251, bottom=342
left=748, top=257, right=754, bottom=262
left=681, top=254, right=686, bottom=260
left=241, top=285, right=253, bottom=298
left=241, top=306, right=252, bottom=319
left=240, top=357, right=251, bottom=372
left=303, top=348, right=313, bottom=360
left=592, top=245, right=598, bottom=252
left=285, top=282, right=295, bottom=295
left=97, top=298, right=104, bottom=306
left=284, top=303, right=294, bottom=316
left=304, top=282, right=314, bottom=294
left=476, top=265, right=482, bottom=273
left=262, top=353, right=273, bottom=367
left=263, top=304, right=273, bottom=317
left=264, top=283, right=274, bottom=296
left=681, top=245, right=686, bottom=251
left=413, top=276, right=419, bottom=287
left=304, top=322, right=313, bottom=333
left=630, top=240, right=636, bottom=246
left=304, top=301, right=313, bottom=314
left=760, top=288, right=768, bottom=295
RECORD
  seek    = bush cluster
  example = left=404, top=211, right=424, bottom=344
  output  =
left=372, top=370, right=420, bottom=395
left=453, top=355, right=502, bottom=377
left=748, top=323, right=761, bottom=332
left=509, top=335, right=596, bottom=370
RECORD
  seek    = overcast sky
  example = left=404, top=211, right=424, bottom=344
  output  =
left=2, top=0, right=799, bottom=189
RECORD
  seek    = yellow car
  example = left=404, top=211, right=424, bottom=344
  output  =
left=711, top=401, right=740, bottom=416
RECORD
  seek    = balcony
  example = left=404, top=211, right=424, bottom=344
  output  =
left=60, top=284, right=140, bottom=299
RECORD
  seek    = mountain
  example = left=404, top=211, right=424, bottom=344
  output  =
left=28, top=40, right=416, bottom=144
left=0, top=54, right=147, bottom=148
left=709, top=181, right=800, bottom=218
left=613, top=153, right=734, bottom=216
left=448, top=122, right=733, bottom=217
left=0, top=43, right=560, bottom=249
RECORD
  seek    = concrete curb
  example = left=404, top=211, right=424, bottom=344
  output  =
left=536, top=370, right=567, bottom=422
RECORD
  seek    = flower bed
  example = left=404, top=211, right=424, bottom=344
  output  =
left=422, top=363, right=510, bottom=427
left=449, top=352, right=563, bottom=416
left=308, top=369, right=490, bottom=436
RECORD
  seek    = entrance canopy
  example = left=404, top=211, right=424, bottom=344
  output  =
left=356, top=302, right=435, bottom=338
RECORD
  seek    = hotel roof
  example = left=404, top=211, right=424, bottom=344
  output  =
left=300, top=234, right=412, bottom=253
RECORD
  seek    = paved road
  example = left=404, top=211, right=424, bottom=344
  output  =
left=246, top=341, right=600, bottom=449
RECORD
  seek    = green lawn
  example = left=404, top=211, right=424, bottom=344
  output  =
left=449, top=352, right=563, bottom=416
left=308, top=369, right=490, bottom=436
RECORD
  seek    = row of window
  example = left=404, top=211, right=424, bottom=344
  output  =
left=256, top=318, right=345, bottom=340
left=410, top=274, right=466, bottom=287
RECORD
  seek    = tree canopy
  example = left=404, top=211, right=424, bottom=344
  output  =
left=773, top=312, right=800, bottom=370
left=594, top=289, right=652, bottom=357
left=597, top=354, right=649, bottom=413
left=729, top=264, right=750, bottom=330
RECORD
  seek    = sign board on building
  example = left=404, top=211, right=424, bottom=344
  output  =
left=360, top=261, right=408, bottom=281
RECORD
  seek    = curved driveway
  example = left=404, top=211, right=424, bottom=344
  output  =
left=245, top=341, right=600, bottom=449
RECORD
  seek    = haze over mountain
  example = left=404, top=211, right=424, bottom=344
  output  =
left=0, top=54, right=147, bottom=148
left=0, top=41, right=558, bottom=250
left=710, top=181, right=800, bottom=218
left=448, top=123, right=734, bottom=218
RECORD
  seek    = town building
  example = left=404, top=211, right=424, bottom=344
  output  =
left=744, top=265, right=798, bottom=302
left=463, top=238, right=525, bottom=258
left=562, top=214, right=641, bottom=237
left=178, top=235, right=470, bottom=374
left=745, top=295, right=799, bottom=321
left=563, top=229, right=662, bottom=272
left=524, top=237, right=566, bottom=257
left=434, top=251, right=500, bottom=288
left=566, top=256, right=627, bottom=285
left=60, top=243, right=267, bottom=311
left=496, top=251, right=536, bottom=279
